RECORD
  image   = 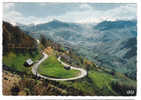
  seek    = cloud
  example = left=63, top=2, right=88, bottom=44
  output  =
left=103, top=4, right=136, bottom=20
left=79, top=4, right=92, bottom=10
left=3, top=3, right=24, bottom=25
left=55, top=4, right=136, bottom=23
left=3, top=3, right=15, bottom=10
left=3, top=3, right=137, bottom=25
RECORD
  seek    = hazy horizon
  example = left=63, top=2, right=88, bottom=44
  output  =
left=3, top=3, right=136, bottom=25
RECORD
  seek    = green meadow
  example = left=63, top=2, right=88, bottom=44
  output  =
left=38, top=56, right=80, bottom=78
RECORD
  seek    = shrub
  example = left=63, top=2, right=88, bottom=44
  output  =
left=11, top=85, right=20, bottom=95
left=111, top=79, right=136, bottom=96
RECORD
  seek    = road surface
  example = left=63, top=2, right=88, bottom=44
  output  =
left=32, top=52, right=87, bottom=81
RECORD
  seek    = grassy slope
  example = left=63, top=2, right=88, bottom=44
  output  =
left=88, top=70, right=114, bottom=89
left=59, top=67, right=136, bottom=96
left=88, top=70, right=117, bottom=95
left=38, top=55, right=80, bottom=78
left=3, top=47, right=137, bottom=96
left=3, top=52, right=41, bottom=74
left=59, top=70, right=117, bottom=96
left=55, top=50, right=136, bottom=96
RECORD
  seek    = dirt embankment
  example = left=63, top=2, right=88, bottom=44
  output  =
left=3, top=70, right=21, bottom=95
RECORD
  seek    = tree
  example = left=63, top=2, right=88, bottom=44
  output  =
left=40, top=35, right=47, bottom=47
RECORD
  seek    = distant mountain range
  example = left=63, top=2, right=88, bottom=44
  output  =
left=19, top=19, right=137, bottom=79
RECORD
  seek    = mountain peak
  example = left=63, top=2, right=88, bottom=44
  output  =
left=48, top=19, right=65, bottom=24
left=52, top=19, right=61, bottom=22
left=95, top=20, right=137, bottom=31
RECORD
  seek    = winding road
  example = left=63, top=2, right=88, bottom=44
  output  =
left=32, top=52, right=87, bottom=81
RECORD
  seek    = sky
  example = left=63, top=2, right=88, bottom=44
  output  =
left=3, top=3, right=137, bottom=25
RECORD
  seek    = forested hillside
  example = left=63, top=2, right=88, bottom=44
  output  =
left=3, top=21, right=41, bottom=73
left=3, top=21, right=38, bottom=55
